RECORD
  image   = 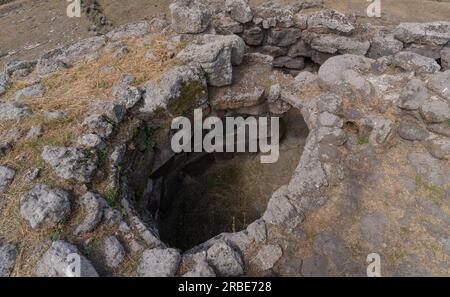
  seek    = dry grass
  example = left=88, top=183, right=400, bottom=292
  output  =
left=0, top=33, right=180, bottom=276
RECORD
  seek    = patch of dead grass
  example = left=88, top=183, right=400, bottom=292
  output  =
left=0, top=33, right=179, bottom=276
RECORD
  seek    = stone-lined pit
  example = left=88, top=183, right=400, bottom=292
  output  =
left=125, top=109, right=308, bottom=251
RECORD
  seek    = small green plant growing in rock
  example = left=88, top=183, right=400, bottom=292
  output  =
left=388, top=62, right=402, bottom=72
left=144, top=125, right=160, bottom=151
left=49, top=230, right=64, bottom=242
left=357, top=135, right=370, bottom=146
left=95, top=81, right=112, bottom=89
left=167, top=81, right=205, bottom=116
left=0, top=0, right=15, bottom=6
left=84, top=236, right=99, bottom=257
left=96, top=149, right=109, bottom=168
left=104, top=188, right=119, bottom=209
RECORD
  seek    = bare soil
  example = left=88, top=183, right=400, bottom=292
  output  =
left=1, top=0, right=450, bottom=68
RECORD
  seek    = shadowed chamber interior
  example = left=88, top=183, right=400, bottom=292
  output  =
left=140, top=109, right=309, bottom=251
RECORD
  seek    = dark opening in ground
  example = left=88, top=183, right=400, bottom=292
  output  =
left=151, top=109, right=309, bottom=251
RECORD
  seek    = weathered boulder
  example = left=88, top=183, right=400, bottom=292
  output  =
left=106, top=21, right=153, bottom=41
left=263, top=186, right=304, bottom=229
left=130, top=216, right=166, bottom=249
left=104, top=236, right=126, bottom=269
left=24, top=168, right=40, bottom=182
left=141, top=64, right=208, bottom=115
left=0, top=165, right=15, bottom=194
left=317, top=127, right=347, bottom=146
left=225, top=0, right=253, bottom=23
left=318, top=55, right=375, bottom=98
left=251, top=2, right=298, bottom=28
left=392, top=51, right=441, bottom=75
left=41, top=146, right=98, bottom=183
left=246, top=219, right=267, bottom=243
left=319, top=112, right=343, bottom=128
left=78, top=134, right=105, bottom=149
left=318, top=54, right=374, bottom=90
left=90, top=101, right=127, bottom=124
left=0, top=73, right=10, bottom=96
left=367, top=35, right=404, bottom=59
left=0, top=238, right=17, bottom=277
left=0, top=129, right=21, bottom=157
left=420, top=100, right=450, bottom=123
left=209, top=55, right=270, bottom=109
left=4, top=60, right=36, bottom=78
left=206, top=240, right=244, bottom=276
left=307, top=9, right=355, bottom=34
left=15, top=83, right=45, bottom=100
left=441, top=46, right=450, bottom=70
left=398, top=121, right=430, bottom=141
left=0, top=100, right=32, bottom=122
left=398, top=79, right=428, bottom=110
left=287, top=134, right=329, bottom=200
left=56, top=36, right=106, bottom=65
left=44, top=110, right=66, bottom=120
left=36, top=57, right=67, bottom=76
left=183, top=252, right=216, bottom=277
left=212, top=13, right=244, bottom=34
left=362, top=116, right=393, bottom=145
left=20, top=184, right=71, bottom=229
left=243, top=27, right=264, bottom=46
left=293, top=12, right=308, bottom=29
left=26, top=125, right=43, bottom=140
left=74, top=192, right=107, bottom=235
left=405, top=43, right=443, bottom=60
left=267, top=83, right=291, bottom=114
left=394, top=22, right=450, bottom=45
left=266, top=28, right=302, bottom=47
left=428, top=71, right=450, bottom=102
left=0, top=237, right=17, bottom=277
left=288, top=39, right=313, bottom=57
left=253, top=244, right=283, bottom=271
left=306, top=33, right=370, bottom=56
left=177, top=41, right=232, bottom=87
left=138, top=248, right=181, bottom=277
left=35, top=241, right=98, bottom=277
left=112, top=83, right=142, bottom=109
left=427, top=123, right=450, bottom=138
left=170, top=0, right=210, bottom=34
left=82, top=114, right=114, bottom=139
left=424, top=138, right=450, bottom=160
left=200, top=34, right=247, bottom=65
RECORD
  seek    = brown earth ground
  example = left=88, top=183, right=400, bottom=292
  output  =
left=1, top=0, right=450, bottom=68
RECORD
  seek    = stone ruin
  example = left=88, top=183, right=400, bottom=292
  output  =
left=0, top=0, right=449, bottom=277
